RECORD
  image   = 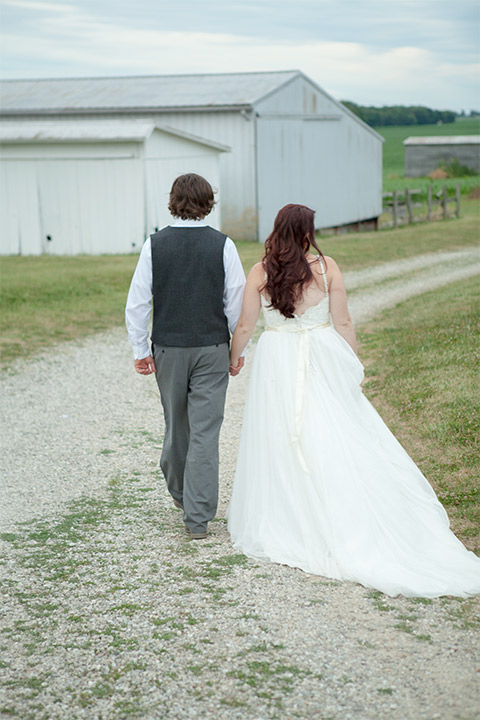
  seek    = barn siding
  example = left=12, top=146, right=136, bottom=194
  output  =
left=0, top=131, right=223, bottom=254
left=3, top=111, right=257, bottom=241
left=255, top=76, right=382, bottom=240
left=1, top=72, right=383, bottom=244
left=405, top=143, right=480, bottom=177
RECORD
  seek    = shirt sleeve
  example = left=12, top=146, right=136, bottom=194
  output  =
left=223, top=237, right=246, bottom=335
left=125, top=238, right=153, bottom=360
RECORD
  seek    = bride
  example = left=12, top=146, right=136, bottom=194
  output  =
left=227, top=204, right=480, bottom=598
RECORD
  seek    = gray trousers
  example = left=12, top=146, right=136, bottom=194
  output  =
left=153, top=343, right=229, bottom=533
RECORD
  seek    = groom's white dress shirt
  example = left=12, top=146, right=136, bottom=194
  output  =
left=125, top=218, right=246, bottom=360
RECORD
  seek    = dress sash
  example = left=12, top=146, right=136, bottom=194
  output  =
left=265, top=321, right=330, bottom=473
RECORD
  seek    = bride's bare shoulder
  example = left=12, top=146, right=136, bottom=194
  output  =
left=323, top=256, right=342, bottom=275
left=248, top=261, right=265, bottom=277
left=247, top=261, right=266, bottom=288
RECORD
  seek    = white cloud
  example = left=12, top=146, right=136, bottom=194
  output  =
left=2, top=0, right=76, bottom=11
left=1, top=6, right=478, bottom=111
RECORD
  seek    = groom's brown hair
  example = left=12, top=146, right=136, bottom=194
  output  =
left=168, top=173, right=216, bottom=220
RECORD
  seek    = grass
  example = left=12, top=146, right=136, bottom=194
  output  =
left=359, top=275, right=480, bottom=552
left=0, top=254, right=138, bottom=365
left=2, top=198, right=478, bottom=367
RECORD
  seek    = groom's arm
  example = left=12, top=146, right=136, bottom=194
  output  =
left=223, top=238, right=247, bottom=355
left=125, top=238, right=156, bottom=374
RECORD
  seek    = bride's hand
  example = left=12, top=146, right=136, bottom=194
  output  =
left=229, top=357, right=245, bottom=376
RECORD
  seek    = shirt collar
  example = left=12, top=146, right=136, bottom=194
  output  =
left=170, top=218, right=207, bottom=228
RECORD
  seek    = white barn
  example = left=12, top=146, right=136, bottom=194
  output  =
left=0, top=71, right=383, bottom=249
left=0, top=120, right=227, bottom=255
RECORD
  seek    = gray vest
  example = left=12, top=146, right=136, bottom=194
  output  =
left=150, top=226, right=230, bottom=347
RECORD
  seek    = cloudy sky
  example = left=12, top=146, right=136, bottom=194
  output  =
left=0, top=0, right=478, bottom=111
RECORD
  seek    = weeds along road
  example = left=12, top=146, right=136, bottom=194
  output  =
left=1, top=245, right=479, bottom=531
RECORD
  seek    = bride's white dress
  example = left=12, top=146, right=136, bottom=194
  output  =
left=227, top=261, right=480, bottom=598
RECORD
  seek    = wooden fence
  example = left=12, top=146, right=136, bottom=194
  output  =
left=382, top=184, right=461, bottom=228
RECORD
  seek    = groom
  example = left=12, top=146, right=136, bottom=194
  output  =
left=125, top=173, right=246, bottom=539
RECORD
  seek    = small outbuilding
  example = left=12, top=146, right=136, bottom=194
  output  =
left=404, top=135, right=480, bottom=178
left=1, top=71, right=383, bottom=247
left=0, top=120, right=227, bottom=255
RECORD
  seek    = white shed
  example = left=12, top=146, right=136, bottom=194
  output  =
left=1, top=71, right=383, bottom=243
left=0, top=120, right=227, bottom=255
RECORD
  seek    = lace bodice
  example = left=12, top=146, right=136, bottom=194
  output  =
left=261, top=257, right=330, bottom=330
left=261, top=295, right=330, bottom=329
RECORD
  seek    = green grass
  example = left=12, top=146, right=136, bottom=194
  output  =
left=359, top=275, right=480, bottom=552
left=0, top=254, right=138, bottom=364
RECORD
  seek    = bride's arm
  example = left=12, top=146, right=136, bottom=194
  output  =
left=230, top=263, right=263, bottom=371
left=327, top=258, right=358, bottom=354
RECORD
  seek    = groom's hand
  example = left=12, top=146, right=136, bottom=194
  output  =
left=134, top=355, right=157, bottom=375
left=229, top=357, right=245, bottom=376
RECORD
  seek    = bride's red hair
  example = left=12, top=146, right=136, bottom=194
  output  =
left=262, top=204, right=326, bottom=318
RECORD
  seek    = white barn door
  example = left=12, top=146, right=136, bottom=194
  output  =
left=36, top=158, right=144, bottom=255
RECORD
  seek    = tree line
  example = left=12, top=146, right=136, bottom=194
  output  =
left=341, top=102, right=457, bottom=127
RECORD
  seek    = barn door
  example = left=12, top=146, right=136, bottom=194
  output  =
left=37, top=161, right=82, bottom=254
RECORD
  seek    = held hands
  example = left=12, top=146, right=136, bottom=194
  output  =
left=134, top=355, right=156, bottom=375
left=229, top=356, right=245, bottom=377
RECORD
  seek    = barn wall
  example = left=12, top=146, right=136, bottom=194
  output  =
left=405, top=143, right=480, bottom=177
left=0, top=141, right=145, bottom=254
left=145, top=111, right=256, bottom=240
left=4, top=111, right=257, bottom=241
left=144, top=130, right=223, bottom=234
left=254, top=76, right=383, bottom=240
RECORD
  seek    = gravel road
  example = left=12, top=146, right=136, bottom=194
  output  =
left=1, top=246, right=479, bottom=720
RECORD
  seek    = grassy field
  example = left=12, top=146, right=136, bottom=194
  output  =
left=0, top=255, right=139, bottom=365
left=1, top=199, right=479, bottom=366
left=377, top=116, right=480, bottom=195
left=359, top=275, right=480, bottom=552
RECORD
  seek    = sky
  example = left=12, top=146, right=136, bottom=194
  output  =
left=0, top=0, right=478, bottom=111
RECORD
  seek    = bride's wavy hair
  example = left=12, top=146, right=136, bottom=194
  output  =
left=262, top=204, right=326, bottom=318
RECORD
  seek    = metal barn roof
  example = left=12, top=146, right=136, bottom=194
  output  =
left=403, top=135, right=480, bottom=145
left=0, top=119, right=230, bottom=150
left=0, top=71, right=299, bottom=114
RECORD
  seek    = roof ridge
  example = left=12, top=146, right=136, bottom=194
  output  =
left=0, top=70, right=299, bottom=83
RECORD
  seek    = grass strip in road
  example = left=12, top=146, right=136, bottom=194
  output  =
left=1, top=200, right=478, bottom=367
left=359, top=275, right=480, bottom=552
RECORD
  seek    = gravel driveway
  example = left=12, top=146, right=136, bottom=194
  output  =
left=1, top=246, right=479, bottom=719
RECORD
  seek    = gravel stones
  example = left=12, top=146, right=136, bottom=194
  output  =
left=1, top=247, right=479, bottom=719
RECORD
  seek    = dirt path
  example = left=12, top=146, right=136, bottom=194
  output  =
left=1, top=246, right=479, bottom=720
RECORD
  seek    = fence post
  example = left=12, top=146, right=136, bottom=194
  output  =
left=442, top=185, right=448, bottom=219
left=406, top=188, right=413, bottom=224
left=427, top=185, right=432, bottom=222
left=456, top=183, right=461, bottom=218
left=393, top=190, right=398, bottom=228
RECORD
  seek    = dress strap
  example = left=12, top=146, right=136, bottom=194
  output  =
left=318, top=257, right=329, bottom=296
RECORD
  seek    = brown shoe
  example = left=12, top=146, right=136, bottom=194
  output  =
left=173, top=498, right=183, bottom=510
left=184, top=525, right=208, bottom=540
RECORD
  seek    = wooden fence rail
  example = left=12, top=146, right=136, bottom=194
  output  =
left=382, top=184, right=461, bottom=228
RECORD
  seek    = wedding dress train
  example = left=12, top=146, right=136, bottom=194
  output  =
left=227, top=261, right=480, bottom=598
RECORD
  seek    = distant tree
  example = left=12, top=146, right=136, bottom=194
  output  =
left=341, top=102, right=457, bottom=127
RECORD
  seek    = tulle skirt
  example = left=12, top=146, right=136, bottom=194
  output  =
left=227, top=326, right=480, bottom=597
